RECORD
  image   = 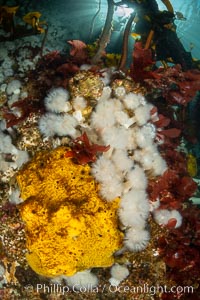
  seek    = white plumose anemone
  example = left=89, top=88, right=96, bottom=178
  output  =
left=101, top=126, right=130, bottom=149
left=114, top=86, right=126, bottom=99
left=44, top=87, right=71, bottom=113
left=109, top=263, right=129, bottom=286
left=0, top=131, right=18, bottom=154
left=124, top=228, right=150, bottom=251
left=9, top=188, right=23, bottom=204
left=111, top=149, right=133, bottom=172
left=14, top=149, right=29, bottom=168
left=98, top=86, right=112, bottom=101
left=38, top=113, right=78, bottom=138
left=153, top=209, right=182, bottom=228
left=55, top=114, right=78, bottom=138
left=72, top=96, right=87, bottom=111
left=65, top=270, right=98, bottom=290
left=91, top=98, right=122, bottom=130
left=91, top=155, right=118, bottom=183
left=134, top=104, right=151, bottom=126
left=134, top=145, right=167, bottom=175
left=114, top=111, right=131, bottom=127
left=122, top=92, right=141, bottom=110
left=126, top=165, right=148, bottom=190
left=119, top=208, right=147, bottom=229
left=39, top=113, right=61, bottom=137
left=91, top=102, right=116, bottom=129
left=99, top=178, right=124, bottom=201
left=135, top=124, right=156, bottom=148
left=6, top=79, right=21, bottom=95
left=92, top=153, right=124, bottom=202
left=119, top=189, right=149, bottom=228
left=151, top=154, right=167, bottom=176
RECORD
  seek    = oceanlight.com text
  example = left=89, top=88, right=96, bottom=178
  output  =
left=33, top=283, right=194, bottom=296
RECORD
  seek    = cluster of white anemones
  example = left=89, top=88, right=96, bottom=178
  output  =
left=1, top=68, right=183, bottom=287
left=90, top=85, right=167, bottom=252
left=37, top=73, right=184, bottom=255
left=38, top=87, right=79, bottom=138
left=0, top=126, right=29, bottom=182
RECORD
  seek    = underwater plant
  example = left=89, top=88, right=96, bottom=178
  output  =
left=91, top=0, right=115, bottom=64
left=65, top=132, right=110, bottom=165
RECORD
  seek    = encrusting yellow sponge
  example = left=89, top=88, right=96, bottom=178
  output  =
left=17, top=147, right=123, bottom=277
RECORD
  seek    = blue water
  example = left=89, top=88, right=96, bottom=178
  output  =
left=1, top=0, right=198, bottom=58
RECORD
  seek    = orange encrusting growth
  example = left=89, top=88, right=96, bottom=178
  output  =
left=17, top=147, right=123, bottom=277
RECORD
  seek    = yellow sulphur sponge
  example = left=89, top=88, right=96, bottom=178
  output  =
left=17, top=146, right=123, bottom=277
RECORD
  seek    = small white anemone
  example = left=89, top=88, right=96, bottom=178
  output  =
left=101, top=127, right=129, bottom=149
left=6, top=79, right=21, bottom=95
left=122, top=92, right=141, bottom=110
left=91, top=155, right=117, bottom=183
left=134, top=104, right=152, bottom=126
left=64, top=270, right=98, bottom=290
left=109, top=263, right=129, bottom=286
left=125, top=165, right=148, bottom=190
left=115, top=111, right=135, bottom=128
left=38, top=113, right=78, bottom=138
left=9, top=188, right=23, bottom=204
left=151, top=154, right=168, bottom=176
left=99, top=177, right=124, bottom=201
left=99, top=86, right=112, bottom=101
left=111, top=149, right=133, bottom=172
left=90, top=99, right=117, bottom=129
left=72, top=96, right=87, bottom=111
left=153, top=209, right=182, bottom=228
left=0, top=131, right=18, bottom=154
left=114, top=86, right=126, bottom=99
left=44, top=87, right=71, bottom=113
left=119, top=189, right=149, bottom=228
left=124, top=228, right=150, bottom=252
